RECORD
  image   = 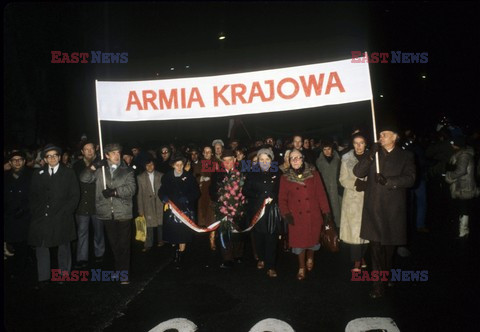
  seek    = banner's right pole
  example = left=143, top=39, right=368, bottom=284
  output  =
left=366, top=52, right=380, bottom=173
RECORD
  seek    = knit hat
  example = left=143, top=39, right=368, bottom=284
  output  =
left=212, top=139, right=224, bottom=147
left=256, top=148, right=274, bottom=161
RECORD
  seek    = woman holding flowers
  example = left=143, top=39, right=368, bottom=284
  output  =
left=279, top=149, right=332, bottom=280
left=210, top=149, right=246, bottom=269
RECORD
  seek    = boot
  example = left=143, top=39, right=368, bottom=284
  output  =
left=458, top=215, right=469, bottom=238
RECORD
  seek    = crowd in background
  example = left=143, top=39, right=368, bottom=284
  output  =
left=4, top=118, right=480, bottom=294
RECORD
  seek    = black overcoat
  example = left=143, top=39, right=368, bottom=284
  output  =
left=353, top=146, right=415, bottom=245
left=28, top=165, right=80, bottom=247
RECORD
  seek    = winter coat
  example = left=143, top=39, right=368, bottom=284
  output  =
left=28, top=165, right=80, bottom=247
left=73, top=158, right=97, bottom=215
left=353, top=146, right=416, bottom=245
left=137, top=171, right=164, bottom=227
left=79, top=162, right=136, bottom=221
left=4, top=167, right=33, bottom=243
left=445, top=146, right=479, bottom=200
left=338, top=150, right=368, bottom=245
left=316, top=151, right=342, bottom=226
left=279, top=163, right=331, bottom=248
left=243, top=169, right=281, bottom=234
left=197, top=166, right=215, bottom=226
left=158, top=170, right=200, bottom=243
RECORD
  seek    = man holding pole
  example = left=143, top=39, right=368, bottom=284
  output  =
left=80, top=143, right=136, bottom=284
left=353, top=126, right=416, bottom=298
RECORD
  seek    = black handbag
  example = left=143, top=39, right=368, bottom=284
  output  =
left=267, top=203, right=281, bottom=234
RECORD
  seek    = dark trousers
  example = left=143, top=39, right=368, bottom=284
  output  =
left=35, top=242, right=71, bottom=282
left=253, top=230, right=278, bottom=269
left=145, top=226, right=163, bottom=248
left=350, top=243, right=368, bottom=262
left=221, top=233, right=244, bottom=262
left=103, top=219, right=131, bottom=274
left=370, top=241, right=395, bottom=291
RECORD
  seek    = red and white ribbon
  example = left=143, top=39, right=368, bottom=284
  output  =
left=168, top=199, right=267, bottom=233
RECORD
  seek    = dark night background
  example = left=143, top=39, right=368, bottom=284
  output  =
left=4, top=1, right=479, bottom=148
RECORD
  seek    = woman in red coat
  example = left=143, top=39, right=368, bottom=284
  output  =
left=279, top=149, right=331, bottom=280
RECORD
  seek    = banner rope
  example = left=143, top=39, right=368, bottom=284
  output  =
left=167, top=199, right=268, bottom=233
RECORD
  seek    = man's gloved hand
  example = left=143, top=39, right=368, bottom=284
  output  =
left=368, top=142, right=381, bottom=160
left=160, top=195, right=169, bottom=204
left=375, top=173, right=388, bottom=186
left=445, top=163, right=457, bottom=172
left=92, top=159, right=108, bottom=170
left=283, top=213, right=295, bottom=225
left=102, top=187, right=117, bottom=198
left=354, top=178, right=367, bottom=192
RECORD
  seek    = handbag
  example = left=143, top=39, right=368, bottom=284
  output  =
left=320, top=213, right=339, bottom=253
left=135, top=215, right=147, bottom=242
left=267, top=203, right=281, bottom=234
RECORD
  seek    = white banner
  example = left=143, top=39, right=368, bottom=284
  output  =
left=96, top=58, right=372, bottom=121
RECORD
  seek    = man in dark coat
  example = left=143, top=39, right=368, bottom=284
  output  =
left=28, top=144, right=80, bottom=287
left=4, top=151, right=33, bottom=274
left=353, top=127, right=416, bottom=298
left=73, top=141, right=104, bottom=268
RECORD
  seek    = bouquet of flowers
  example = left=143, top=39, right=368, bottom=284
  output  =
left=216, top=170, right=246, bottom=245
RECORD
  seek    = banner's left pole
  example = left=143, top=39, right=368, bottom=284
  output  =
left=95, top=80, right=107, bottom=190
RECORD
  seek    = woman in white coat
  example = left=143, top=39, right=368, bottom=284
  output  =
left=339, top=133, right=369, bottom=271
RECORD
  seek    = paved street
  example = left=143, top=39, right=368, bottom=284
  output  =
left=4, top=219, right=479, bottom=332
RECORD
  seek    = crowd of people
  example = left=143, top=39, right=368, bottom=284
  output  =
left=4, top=119, right=480, bottom=298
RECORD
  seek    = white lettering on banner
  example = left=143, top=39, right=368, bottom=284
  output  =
left=96, top=58, right=372, bottom=121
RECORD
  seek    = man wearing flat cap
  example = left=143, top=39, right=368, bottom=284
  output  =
left=28, top=144, right=80, bottom=289
left=80, top=143, right=136, bottom=284
left=353, top=125, right=416, bottom=299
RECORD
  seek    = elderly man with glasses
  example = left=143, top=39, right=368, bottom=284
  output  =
left=28, top=144, right=80, bottom=290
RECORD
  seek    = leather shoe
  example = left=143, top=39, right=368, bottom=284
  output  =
left=297, top=268, right=306, bottom=281
left=95, top=256, right=104, bottom=263
left=369, top=288, right=384, bottom=299
left=74, top=261, right=88, bottom=269
left=220, top=261, right=234, bottom=269
left=266, top=269, right=277, bottom=278
left=34, top=280, right=50, bottom=291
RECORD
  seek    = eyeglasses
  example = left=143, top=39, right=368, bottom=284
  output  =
left=45, top=154, right=60, bottom=159
left=10, top=158, right=24, bottom=162
left=161, top=151, right=169, bottom=154
left=290, top=156, right=303, bottom=162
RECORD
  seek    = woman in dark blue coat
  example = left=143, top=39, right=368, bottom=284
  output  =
left=158, top=153, right=200, bottom=268
left=243, top=148, right=281, bottom=277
